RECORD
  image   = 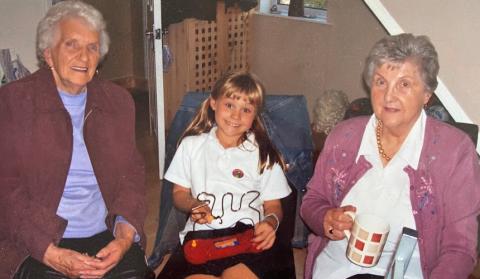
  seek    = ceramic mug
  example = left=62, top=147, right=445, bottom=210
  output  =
left=344, top=211, right=390, bottom=267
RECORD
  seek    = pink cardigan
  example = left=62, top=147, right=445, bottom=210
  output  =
left=301, top=116, right=480, bottom=279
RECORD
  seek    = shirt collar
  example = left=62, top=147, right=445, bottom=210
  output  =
left=208, top=126, right=257, bottom=150
left=396, top=110, right=426, bottom=169
left=356, top=110, right=426, bottom=169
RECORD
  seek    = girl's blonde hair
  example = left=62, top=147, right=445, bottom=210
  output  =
left=179, top=71, right=286, bottom=173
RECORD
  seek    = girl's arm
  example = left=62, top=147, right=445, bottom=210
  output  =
left=172, top=184, right=212, bottom=224
left=263, top=199, right=283, bottom=230
left=172, top=184, right=199, bottom=213
left=252, top=199, right=283, bottom=250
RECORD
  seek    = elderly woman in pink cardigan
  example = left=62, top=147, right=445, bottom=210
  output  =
left=301, top=33, right=480, bottom=279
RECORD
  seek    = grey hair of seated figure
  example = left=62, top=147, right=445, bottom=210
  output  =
left=36, top=0, right=110, bottom=66
left=363, top=33, right=439, bottom=93
left=312, top=89, right=349, bottom=135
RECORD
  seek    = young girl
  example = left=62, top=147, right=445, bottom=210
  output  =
left=159, top=72, right=291, bottom=279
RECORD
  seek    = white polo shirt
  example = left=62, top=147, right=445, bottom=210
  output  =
left=165, top=127, right=291, bottom=243
left=312, top=112, right=426, bottom=279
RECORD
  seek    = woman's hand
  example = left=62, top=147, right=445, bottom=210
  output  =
left=78, top=223, right=134, bottom=278
left=43, top=243, right=97, bottom=278
left=252, top=220, right=276, bottom=250
left=323, top=205, right=356, bottom=240
left=78, top=239, right=130, bottom=278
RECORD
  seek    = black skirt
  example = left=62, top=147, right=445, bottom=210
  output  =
left=159, top=223, right=294, bottom=279
left=14, top=230, right=147, bottom=279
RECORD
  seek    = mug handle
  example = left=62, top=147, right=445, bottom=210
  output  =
left=343, top=211, right=356, bottom=240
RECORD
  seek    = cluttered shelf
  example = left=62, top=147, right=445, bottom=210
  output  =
left=0, top=49, right=31, bottom=86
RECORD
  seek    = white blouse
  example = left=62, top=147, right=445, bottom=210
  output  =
left=165, top=127, right=291, bottom=243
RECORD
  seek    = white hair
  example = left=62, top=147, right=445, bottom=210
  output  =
left=36, top=0, right=110, bottom=66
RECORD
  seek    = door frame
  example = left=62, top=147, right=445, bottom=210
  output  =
left=143, top=0, right=166, bottom=178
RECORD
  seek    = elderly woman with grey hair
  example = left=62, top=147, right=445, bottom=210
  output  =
left=301, top=33, right=480, bottom=279
left=0, top=1, right=147, bottom=278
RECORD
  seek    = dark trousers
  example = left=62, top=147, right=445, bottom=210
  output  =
left=13, top=230, right=147, bottom=279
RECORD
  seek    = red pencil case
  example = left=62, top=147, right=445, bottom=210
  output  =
left=183, top=222, right=261, bottom=265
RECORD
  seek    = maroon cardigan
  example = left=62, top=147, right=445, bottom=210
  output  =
left=0, top=68, right=147, bottom=278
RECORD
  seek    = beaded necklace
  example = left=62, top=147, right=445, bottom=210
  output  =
left=376, top=120, right=391, bottom=161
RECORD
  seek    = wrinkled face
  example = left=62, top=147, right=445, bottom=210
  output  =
left=210, top=92, right=257, bottom=148
left=371, top=60, right=432, bottom=135
left=44, top=17, right=100, bottom=94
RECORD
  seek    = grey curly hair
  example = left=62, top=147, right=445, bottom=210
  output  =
left=36, top=0, right=110, bottom=66
left=363, top=33, right=439, bottom=93
left=312, top=89, right=349, bottom=135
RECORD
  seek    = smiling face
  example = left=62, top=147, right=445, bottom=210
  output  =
left=370, top=60, right=432, bottom=136
left=210, top=92, right=257, bottom=148
left=43, top=17, right=100, bottom=95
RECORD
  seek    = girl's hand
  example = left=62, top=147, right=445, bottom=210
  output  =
left=252, top=221, right=276, bottom=250
left=172, top=185, right=213, bottom=224
left=323, top=205, right=356, bottom=240
left=190, top=202, right=213, bottom=224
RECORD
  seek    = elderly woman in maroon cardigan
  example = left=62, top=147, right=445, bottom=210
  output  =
left=301, top=33, right=480, bottom=279
left=0, top=1, right=147, bottom=278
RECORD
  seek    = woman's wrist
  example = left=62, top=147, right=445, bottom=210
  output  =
left=263, top=213, right=280, bottom=232
left=43, top=243, right=59, bottom=265
left=114, top=223, right=135, bottom=247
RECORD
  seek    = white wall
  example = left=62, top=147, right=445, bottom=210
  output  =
left=249, top=0, right=387, bottom=117
left=0, top=0, right=50, bottom=72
